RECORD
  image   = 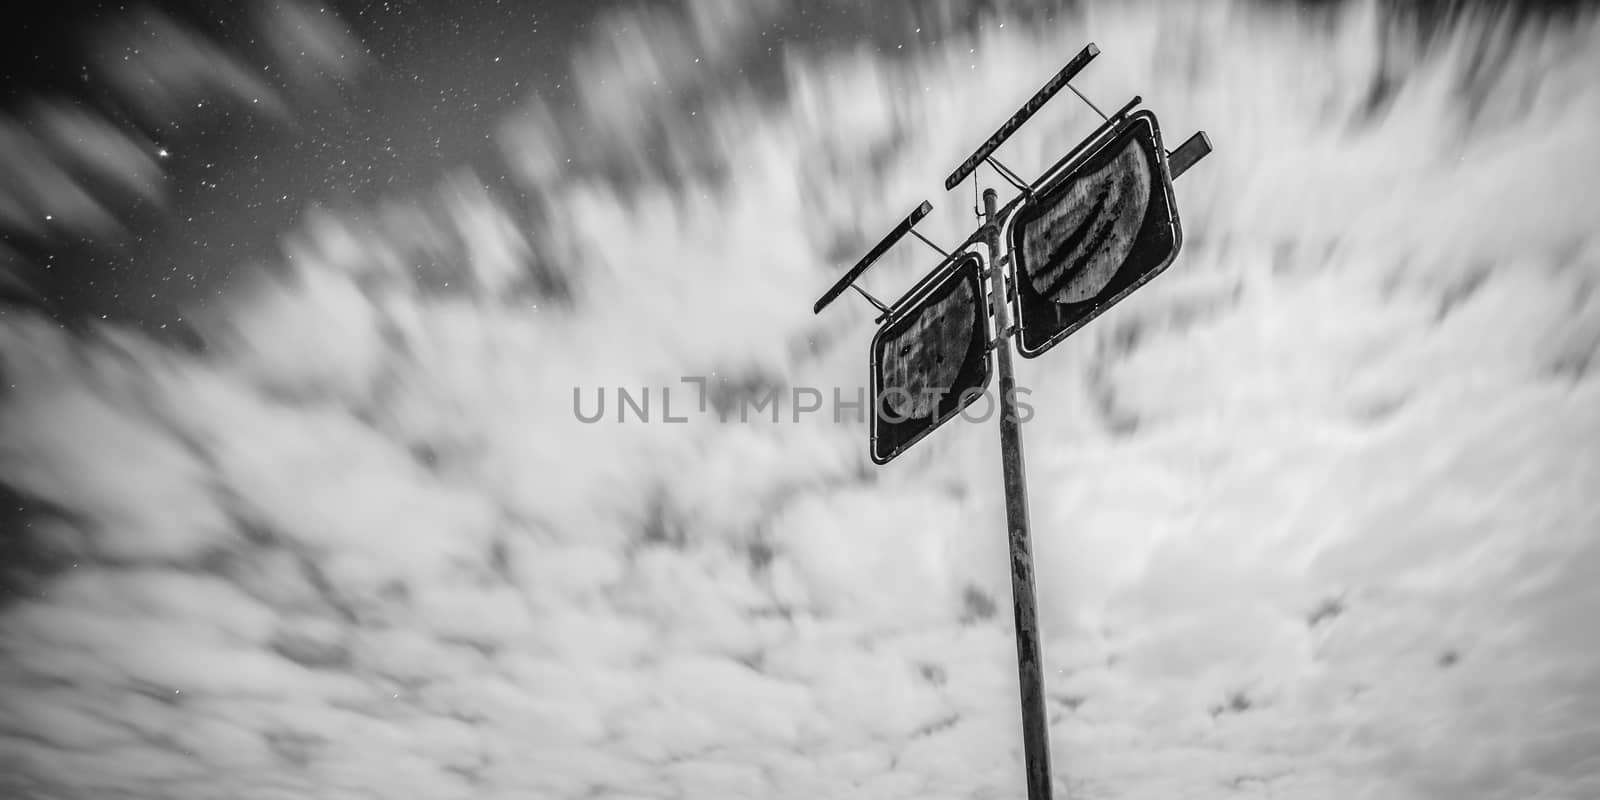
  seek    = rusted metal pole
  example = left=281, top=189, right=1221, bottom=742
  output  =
left=982, top=187, right=1053, bottom=800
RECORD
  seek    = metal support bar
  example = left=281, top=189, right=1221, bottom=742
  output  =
left=1168, top=131, right=1213, bottom=181
left=986, top=157, right=1033, bottom=196
left=945, top=43, right=1100, bottom=190
left=814, top=200, right=933, bottom=315
left=877, top=186, right=1037, bottom=326
left=879, top=231, right=987, bottom=324
left=909, top=228, right=950, bottom=260
left=1026, top=95, right=1141, bottom=194
left=982, top=188, right=1054, bottom=800
left=984, top=274, right=1017, bottom=320
left=877, top=249, right=964, bottom=325
left=850, top=283, right=890, bottom=314
left=984, top=328, right=1014, bottom=352
left=1067, top=82, right=1107, bottom=121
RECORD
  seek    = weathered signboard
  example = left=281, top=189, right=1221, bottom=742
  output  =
left=869, top=252, right=992, bottom=464
left=1008, top=110, right=1183, bottom=358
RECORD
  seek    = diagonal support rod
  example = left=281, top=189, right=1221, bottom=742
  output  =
left=909, top=228, right=950, bottom=260
left=945, top=43, right=1100, bottom=190
left=1067, top=82, right=1107, bottom=121
left=986, top=156, right=1033, bottom=196
left=849, top=283, right=890, bottom=314
left=814, top=200, right=933, bottom=315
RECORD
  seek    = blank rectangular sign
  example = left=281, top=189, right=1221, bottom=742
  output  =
left=869, top=253, right=992, bottom=464
left=1008, top=110, right=1183, bottom=359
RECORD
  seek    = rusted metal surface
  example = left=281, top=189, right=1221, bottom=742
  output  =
left=878, top=275, right=976, bottom=420
left=983, top=188, right=1054, bottom=800
left=1009, top=111, right=1183, bottom=359
left=868, top=254, right=991, bottom=464
left=1019, top=132, right=1152, bottom=304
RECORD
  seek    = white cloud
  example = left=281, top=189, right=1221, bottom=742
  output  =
left=2, top=1, right=1599, bottom=799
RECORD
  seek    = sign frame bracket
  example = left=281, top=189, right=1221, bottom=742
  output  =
left=813, top=200, right=934, bottom=315
left=849, top=283, right=891, bottom=315
left=986, top=156, right=1035, bottom=199
left=909, top=228, right=951, bottom=260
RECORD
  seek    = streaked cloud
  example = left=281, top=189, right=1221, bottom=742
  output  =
left=1, top=1, right=1598, bottom=799
left=90, top=7, right=293, bottom=129
left=257, top=0, right=373, bottom=103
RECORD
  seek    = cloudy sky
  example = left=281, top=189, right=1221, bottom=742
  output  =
left=2, top=0, right=1599, bottom=798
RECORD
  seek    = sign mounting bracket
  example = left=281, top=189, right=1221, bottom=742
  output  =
left=986, top=156, right=1034, bottom=198
left=849, top=283, right=891, bottom=315
left=1067, top=82, right=1109, bottom=121
left=909, top=228, right=950, bottom=260
left=813, top=200, right=934, bottom=315
left=1167, top=131, right=1213, bottom=180
left=944, top=42, right=1101, bottom=191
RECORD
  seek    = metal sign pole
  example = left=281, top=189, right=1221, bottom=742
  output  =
left=982, top=187, right=1053, bottom=800
left=813, top=41, right=1210, bottom=798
